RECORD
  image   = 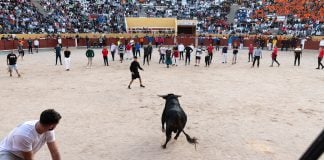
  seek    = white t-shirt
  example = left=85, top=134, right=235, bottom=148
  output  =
left=178, top=44, right=184, bottom=52
left=0, top=120, right=55, bottom=158
left=34, top=40, right=39, bottom=46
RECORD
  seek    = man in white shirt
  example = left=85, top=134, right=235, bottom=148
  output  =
left=0, top=109, right=62, bottom=160
left=178, top=43, right=185, bottom=60
left=33, top=39, right=39, bottom=53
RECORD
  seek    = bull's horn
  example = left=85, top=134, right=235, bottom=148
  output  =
left=157, top=95, right=166, bottom=97
left=175, top=95, right=182, bottom=97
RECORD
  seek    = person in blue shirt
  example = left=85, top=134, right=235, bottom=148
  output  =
left=135, top=42, right=141, bottom=57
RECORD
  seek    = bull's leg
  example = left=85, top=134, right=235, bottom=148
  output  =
left=162, top=128, right=172, bottom=149
left=161, top=116, right=166, bottom=132
left=174, top=129, right=182, bottom=140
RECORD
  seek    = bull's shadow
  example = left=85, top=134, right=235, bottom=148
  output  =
left=159, top=93, right=198, bottom=149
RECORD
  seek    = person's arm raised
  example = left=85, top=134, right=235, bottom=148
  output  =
left=47, top=141, right=61, bottom=160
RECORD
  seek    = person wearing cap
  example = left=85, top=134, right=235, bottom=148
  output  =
left=128, top=56, right=145, bottom=89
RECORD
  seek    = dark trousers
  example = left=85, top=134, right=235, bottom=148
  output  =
left=132, top=49, right=136, bottom=57
left=35, top=46, right=38, bottom=53
left=111, top=51, right=115, bottom=61
left=248, top=53, right=253, bottom=62
left=205, top=56, right=210, bottom=67
left=271, top=56, right=280, bottom=66
left=155, top=42, right=158, bottom=48
left=180, top=51, right=184, bottom=60
left=159, top=54, right=165, bottom=64
left=56, top=54, right=62, bottom=65
left=140, top=42, right=143, bottom=48
left=252, top=56, right=260, bottom=67
left=103, top=56, right=108, bottom=66
left=317, top=57, right=324, bottom=69
left=215, top=45, right=220, bottom=51
left=99, top=42, right=103, bottom=48
left=28, top=46, right=32, bottom=53
left=86, top=42, right=90, bottom=49
left=135, top=50, right=140, bottom=57
left=209, top=53, right=213, bottom=63
left=120, top=53, right=124, bottom=62
left=149, top=53, right=152, bottom=60
left=185, top=54, right=191, bottom=65
left=143, top=54, right=149, bottom=65
left=294, top=54, right=301, bottom=66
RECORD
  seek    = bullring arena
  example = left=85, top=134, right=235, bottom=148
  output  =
left=0, top=45, right=323, bottom=160
left=1, top=0, right=324, bottom=159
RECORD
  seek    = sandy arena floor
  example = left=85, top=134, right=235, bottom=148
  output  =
left=0, top=47, right=323, bottom=160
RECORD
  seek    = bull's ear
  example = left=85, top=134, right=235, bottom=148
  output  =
left=158, top=95, right=167, bottom=98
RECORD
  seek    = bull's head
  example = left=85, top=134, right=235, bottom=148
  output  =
left=158, top=93, right=181, bottom=99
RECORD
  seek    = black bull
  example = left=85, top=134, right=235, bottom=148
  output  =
left=159, top=94, right=198, bottom=149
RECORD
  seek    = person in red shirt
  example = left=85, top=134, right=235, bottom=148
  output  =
left=172, top=46, right=179, bottom=66
left=316, top=47, right=324, bottom=69
left=126, top=43, right=132, bottom=60
left=270, top=46, right=280, bottom=67
left=248, top=43, right=254, bottom=62
left=207, top=44, right=214, bottom=63
left=102, top=47, right=109, bottom=66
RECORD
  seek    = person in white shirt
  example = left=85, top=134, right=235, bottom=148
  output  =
left=0, top=109, right=62, bottom=160
left=33, top=39, right=39, bottom=53
left=110, top=43, right=117, bottom=61
left=300, top=38, right=307, bottom=50
left=195, top=47, right=204, bottom=66
left=178, top=43, right=185, bottom=60
left=57, top=37, right=62, bottom=48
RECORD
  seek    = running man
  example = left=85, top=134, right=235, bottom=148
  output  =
left=248, top=43, right=254, bottom=62
left=7, top=51, right=21, bottom=77
left=270, top=46, right=280, bottom=67
left=207, top=43, right=214, bottom=63
left=128, top=56, right=145, bottom=89
left=316, top=47, right=324, bottom=69
left=0, top=109, right=61, bottom=160
left=110, top=43, right=117, bottom=61
left=118, top=43, right=125, bottom=63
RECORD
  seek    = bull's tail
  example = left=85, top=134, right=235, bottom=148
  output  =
left=182, top=130, right=198, bottom=150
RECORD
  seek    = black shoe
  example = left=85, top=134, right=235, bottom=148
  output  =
left=128, top=86, right=131, bottom=89
left=316, top=68, right=320, bottom=69
left=140, top=85, right=145, bottom=88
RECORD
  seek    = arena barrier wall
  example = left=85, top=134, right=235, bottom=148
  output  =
left=0, top=37, right=322, bottom=51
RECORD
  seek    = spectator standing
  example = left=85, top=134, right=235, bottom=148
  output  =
left=294, top=45, right=302, bottom=66
left=34, top=38, right=39, bottom=53
left=6, top=51, right=21, bottom=77
left=54, top=44, right=62, bottom=65
left=64, top=47, right=71, bottom=71
left=252, top=46, right=262, bottom=68
left=110, top=43, right=117, bottom=61
left=27, top=38, right=33, bottom=54
left=86, top=48, right=95, bottom=68
left=102, top=47, right=109, bottom=66
left=178, top=43, right=185, bottom=60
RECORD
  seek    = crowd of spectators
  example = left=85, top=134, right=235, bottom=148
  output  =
left=0, top=0, right=322, bottom=37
